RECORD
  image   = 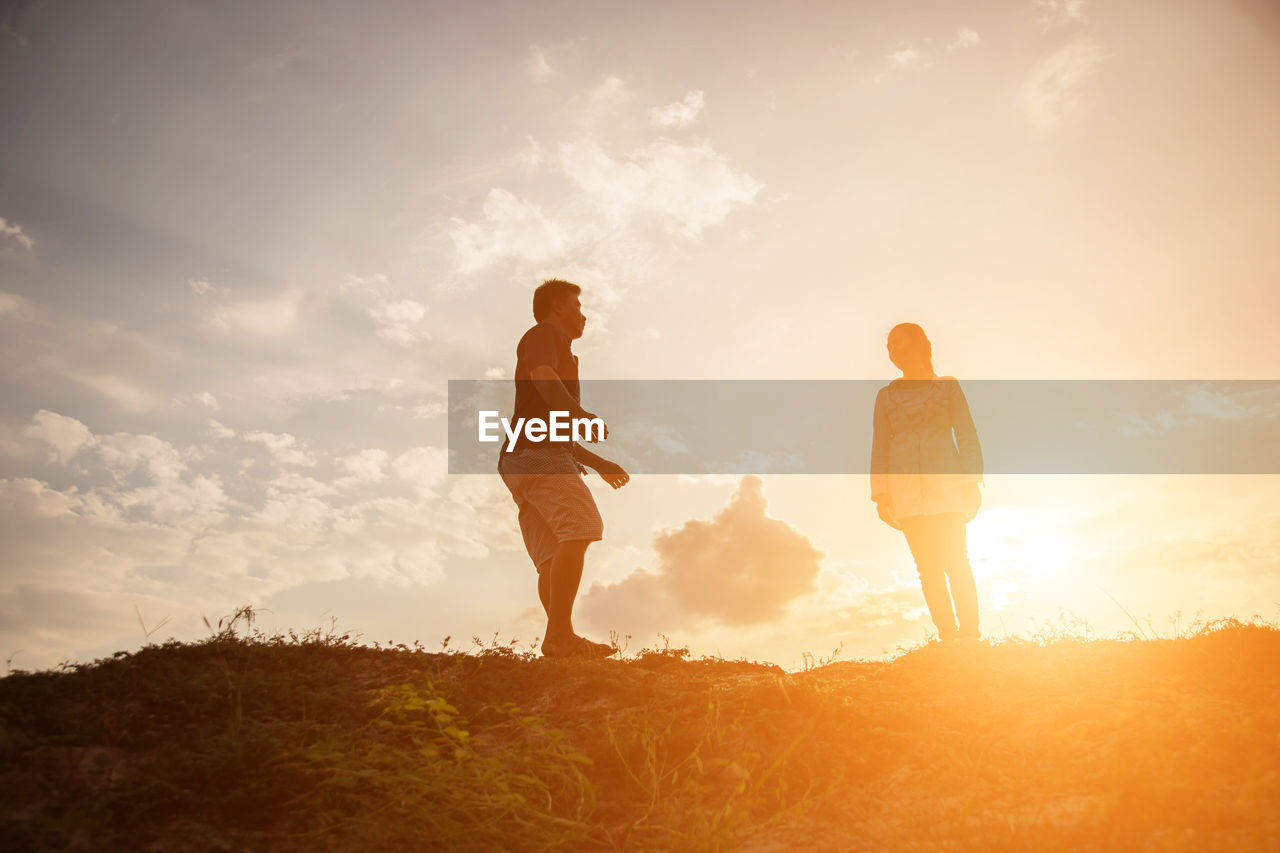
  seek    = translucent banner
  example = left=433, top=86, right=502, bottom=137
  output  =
left=447, top=380, right=1280, bottom=474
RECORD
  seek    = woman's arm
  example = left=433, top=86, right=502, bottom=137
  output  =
left=948, top=379, right=984, bottom=484
left=870, top=387, right=891, bottom=501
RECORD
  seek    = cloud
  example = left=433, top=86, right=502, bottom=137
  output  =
left=0, top=217, right=34, bottom=253
left=649, top=90, right=705, bottom=128
left=528, top=47, right=553, bottom=81
left=948, top=27, right=981, bottom=50
left=1032, top=0, right=1089, bottom=30
left=341, top=272, right=391, bottom=295
left=889, top=47, right=927, bottom=68
left=208, top=419, right=236, bottom=440
left=516, top=135, right=543, bottom=168
left=559, top=138, right=762, bottom=238
left=391, top=446, right=448, bottom=496
left=210, top=287, right=303, bottom=336
left=25, top=410, right=95, bottom=464
left=580, top=476, right=824, bottom=634
left=449, top=189, right=569, bottom=274
left=1109, top=383, right=1280, bottom=436
left=188, top=278, right=220, bottom=296
left=339, top=448, right=389, bottom=483
left=241, top=430, right=316, bottom=467
left=173, top=391, right=219, bottom=410
left=94, top=432, right=188, bottom=484
left=368, top=298, right=428, bottom=346
left=586, top=74, right=630, bottom=115
left=1021, top=38, right=1102, bottom=131
left=0, top=410, right=512, bottom=668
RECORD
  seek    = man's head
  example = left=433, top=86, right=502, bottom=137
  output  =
left=532, top=278, right=586, bottom=340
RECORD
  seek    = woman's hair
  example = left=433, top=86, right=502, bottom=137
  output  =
left=887, top=322, right=935, bottom=375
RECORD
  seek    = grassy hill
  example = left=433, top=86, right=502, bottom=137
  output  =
left=2, top=611, right=1278, bottom=851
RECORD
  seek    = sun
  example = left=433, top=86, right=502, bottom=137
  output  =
left=968, top=508, right=1077, bottom=591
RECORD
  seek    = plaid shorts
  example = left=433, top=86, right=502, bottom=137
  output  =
left=498, top=447, right=604, bottom=571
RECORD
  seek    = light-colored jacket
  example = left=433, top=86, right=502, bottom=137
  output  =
left=870, top=377, right=983, bottom=520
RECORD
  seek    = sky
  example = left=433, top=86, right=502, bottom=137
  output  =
left=1, top=0, right=1278, bottom=671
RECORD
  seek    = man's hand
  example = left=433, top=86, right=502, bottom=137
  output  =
left=876, top=498, right=900, bottom=530
left=592, top=458, right=629, bottom=489
left=580, top=411, right=608, bottom=442
left=964, top=482, right=982, bottom=522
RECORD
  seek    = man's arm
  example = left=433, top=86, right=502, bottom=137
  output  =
left=529, top=364, right=592, bottom=421
left=572, top=441, right=629, bottom=489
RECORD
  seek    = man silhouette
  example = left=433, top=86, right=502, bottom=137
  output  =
left=497, top=279, right=630, bottom=658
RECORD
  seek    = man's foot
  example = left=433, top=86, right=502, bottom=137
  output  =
left=541, top=633, right=617, bottom=659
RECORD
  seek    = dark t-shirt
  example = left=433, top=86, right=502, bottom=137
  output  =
left=505, top=321, right=579, bottom=454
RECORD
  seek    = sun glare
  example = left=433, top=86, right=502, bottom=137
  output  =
left=969, top=508, right=1077, bottom=592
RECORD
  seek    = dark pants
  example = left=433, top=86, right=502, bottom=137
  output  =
left=900, top=512, right=980, bottom=640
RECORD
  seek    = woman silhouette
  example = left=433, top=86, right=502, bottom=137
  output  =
left=870, top=323, right=983, bottom=641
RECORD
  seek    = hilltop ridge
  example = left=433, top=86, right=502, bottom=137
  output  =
left=2, top=616, right=1278, bottom=850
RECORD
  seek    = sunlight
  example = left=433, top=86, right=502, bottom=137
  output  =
left=969, top=508, right=1078, bottom=594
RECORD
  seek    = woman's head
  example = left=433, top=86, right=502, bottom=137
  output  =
left=887, top=323, right=935, bottom=375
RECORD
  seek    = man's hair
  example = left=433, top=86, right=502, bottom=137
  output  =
left=532, top=278, right=581, bottom=321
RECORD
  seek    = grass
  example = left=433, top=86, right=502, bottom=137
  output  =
left=2, top=610, right=1279, bottom=850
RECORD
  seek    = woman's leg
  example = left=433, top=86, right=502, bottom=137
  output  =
left=939, top=513, right=981, bottom=639
left=900, top=515, right=959, bottom=640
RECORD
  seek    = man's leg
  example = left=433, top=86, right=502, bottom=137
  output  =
left=537, top=559, right=553, bottom=618
left=545, top=539, right=590, bottom=642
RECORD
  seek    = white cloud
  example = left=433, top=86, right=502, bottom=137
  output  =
left=25, top=410, right=95, bottom=464
left=241, top=430, right=315, bottom=467
left=1022, top=38, right=1102, bottom=131
left=391, top=446, right=448, bottom=495
left=516, top=135, right=543, bottom=168
left=95, top=432, right=188, bottom=484
left=528, top=47, right=553, bottom=81
left=174, top=391, right=219, bottom=409
left=208, top=419, right=236, bottom=440
left=888, top=47, right=928, bottom=68
left=339, top=448, right=389, bottom=482
left=411, top=401, right=448, bottom=420
left=210, top=287, right=303, bottom=336
left=0, top=477, right=80, bottom=519
left=0, top=217, right=34, bottom=252
left=483, top=366, right=506, bottom=379
left=341, top=272, right=390, bottom=295
left=1032, top=0, right=1089, bottom=30
left=649, top=90, right=705, bottom=128
left=449, top=189, right=569, bottom=273
left=587, top=74, right=630, bottom=114
left=949, top=27, right=981, bottom=50
left=188, top=278, right=217, bottom=296
left=559, top=138, right=762, bottom=238
left=0, top=419, right=520, bottom=668
left=580, top=476, right=824, bottom=633
left=368, top=298, right=427, bottom=346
